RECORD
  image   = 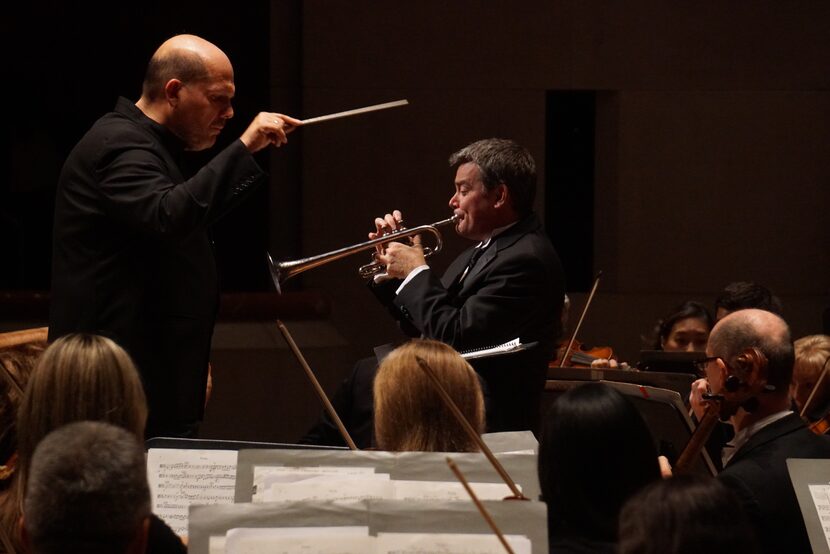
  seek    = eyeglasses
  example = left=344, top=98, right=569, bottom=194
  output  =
left=692, top=356, right=722, bottom=377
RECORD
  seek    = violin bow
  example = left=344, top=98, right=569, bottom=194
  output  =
left=414, top=356, right=527, bottom=500
left=446, top=457, right=517, bottom=554
left=277, top=320, right=358, bottom=450
left=800, top=357, right=830, bottom=419
left=559, top=270, right=603, bottom=368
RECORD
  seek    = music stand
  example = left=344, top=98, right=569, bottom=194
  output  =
left=637, top=350, right=706, bottom=374
left=546, top=366, right=697, bottom=406
left=787, top=458, right=830, bottom=554
left=543, top=379, right=716, bottom=476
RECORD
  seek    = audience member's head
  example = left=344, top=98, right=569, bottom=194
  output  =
left=792, top=334, right=830, bottom=418
left=22, top=421, right=151, bottom=554
left=0, top=342, right=45, bottom=489
left=16, top=334, right=147, bottom=508
left=704, top=309, right=793, bottom=424
left=618, top=474, right=758, bottom=554
left=649, top=300, right=713, bottom=352
left=714, top=281, right=783, bottom=321
left=373, top=339, right=484, bottom=452
left=538, top=383, right=660, bottom=544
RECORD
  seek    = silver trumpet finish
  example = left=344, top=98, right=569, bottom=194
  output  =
left=267, top=215, right=460, bottom=294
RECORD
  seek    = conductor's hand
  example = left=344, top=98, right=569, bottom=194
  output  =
left=689, top=378, right=710, bottom=421
left=376, top=237, right=426, bottom=279
left=240, top=112, right=302, bottom=153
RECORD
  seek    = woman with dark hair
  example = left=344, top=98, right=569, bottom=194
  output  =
left=618, top=474, right=758, bottom=554
left=648, top=300, right=713, bottom=352
left=538, top=382, right=661, bottom=553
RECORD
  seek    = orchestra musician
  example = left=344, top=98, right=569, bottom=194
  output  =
left=791, top=334, right=830, bottom=433
left=301, top=138, right=565, bottom=446
left=689, top=309, right=830, bottom=554
left=48, top=34, right=301, bottom=439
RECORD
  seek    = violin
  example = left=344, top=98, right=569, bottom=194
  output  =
left=809, top=415, right=830, bottom=435
left=675, top=347, right=769, bottom=474
left=550, top=339, right=614, bottom=368
left=550, top=271, right=616, bottom=368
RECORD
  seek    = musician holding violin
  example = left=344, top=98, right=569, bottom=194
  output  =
left=687, top=309, right=830, bottom=554
left=791, top=334, right=830, bottom=434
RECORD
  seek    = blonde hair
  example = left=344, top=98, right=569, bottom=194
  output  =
left=794, top=335, right=830, bottom=383
left=0, top=334, right=148, bottom=552
left=373, top=339, right=485, bottom=452
left=793, top=335, right=830, bottom=408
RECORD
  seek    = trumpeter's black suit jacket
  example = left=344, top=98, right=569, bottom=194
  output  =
left=373, top=212, right=565, bottom=433
left=718, top=413, right=830, bottom=554
left=49, top=97, right=265, bottom=437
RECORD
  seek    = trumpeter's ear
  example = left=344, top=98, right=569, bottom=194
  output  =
left=492, top=183, right=509, bottom=208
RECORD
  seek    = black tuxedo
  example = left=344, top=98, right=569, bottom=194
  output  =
left=718, top=413, right=830, bottom=554
left=300, top=213, right=564, bottom=447
left=373, top=213, right=565, bottom=433
left=49, top=97, right=265, bottom=437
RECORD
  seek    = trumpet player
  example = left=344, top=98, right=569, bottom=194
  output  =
left=303, top=138, right=565, bottom=446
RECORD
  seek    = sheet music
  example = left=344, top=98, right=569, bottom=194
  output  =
left=377, top=532, right=531, bottom=554
left=224, top=527, right=372, bottom=554
left=213, top=528, right=530, bottom=554
left=392, top=480, right=518, bottom=501
left=809, top=484, right=830, bottom=549
left=252, top=466, right=383, bottom=502
left=260, top=477, right=394, bottom=503
left=147, top=448, right=238, bottom=535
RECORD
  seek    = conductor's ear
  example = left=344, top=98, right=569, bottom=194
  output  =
left=164, top=79, right=184, bottom=106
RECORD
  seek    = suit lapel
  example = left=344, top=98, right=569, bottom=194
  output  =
left=460, top=214, right=541, bottom=287
left=725, top=413, right=806, bottom=467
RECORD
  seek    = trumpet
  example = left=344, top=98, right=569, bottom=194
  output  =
left=267, top=214, right=460, bottom=293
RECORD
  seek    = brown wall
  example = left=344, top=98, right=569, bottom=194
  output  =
left=276, top=1, right=829, bottom=370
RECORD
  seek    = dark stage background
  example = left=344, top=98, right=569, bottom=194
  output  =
left=2, top=1, right=829, bottom=443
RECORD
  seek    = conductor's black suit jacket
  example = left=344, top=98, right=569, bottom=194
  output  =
left=373, top=213, right=565, bottom=433
left=49, top=97, right=265, bottom=436
left=718, top=413, right=830, bottom=554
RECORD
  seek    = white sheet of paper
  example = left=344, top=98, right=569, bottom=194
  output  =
left=262, top=477, right=393, bottom=503
left=392, top=480, right=518, bottom=501
left=225, top=527, right=372, bottom=554
left=809, top=484, right=830, bottom=549
left=376, top=532, right=531, bottom=554
left=252, top=466, right=386, bottom=502
left=147, top=448, right=238, bottom=536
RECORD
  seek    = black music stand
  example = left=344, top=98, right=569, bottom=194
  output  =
left=637, top=350, right=706, bottom=374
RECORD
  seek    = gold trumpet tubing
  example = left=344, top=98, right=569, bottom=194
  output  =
left=267, top=215, right=459, bottom=293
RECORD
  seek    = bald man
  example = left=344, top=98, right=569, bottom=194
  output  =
left=49, top=34, right=301, bottom=438
left=691, top=309, right=830, bottom=554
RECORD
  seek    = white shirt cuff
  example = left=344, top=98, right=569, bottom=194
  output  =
left=395, top=265, right=429, bottom=295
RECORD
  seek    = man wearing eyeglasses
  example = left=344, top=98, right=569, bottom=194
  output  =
left=689, top=309, right=830, bottom=554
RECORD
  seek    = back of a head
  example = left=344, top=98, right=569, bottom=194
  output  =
left=715, top=281, right=783, bottom=318
left=24, top=421, right=150, bottom=554
left=373, top=339, right=484, bottom=452
left=141, top=34, right=224, bottom=101
left=618, top=474, right=758, bottom=554
left=448, top=138, right=536, bottom=216
left=538, top=382, right=660, bottom=541
left=17, top=334, right=148, bottom=489
left=708, top=309, right=794, bottom=393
